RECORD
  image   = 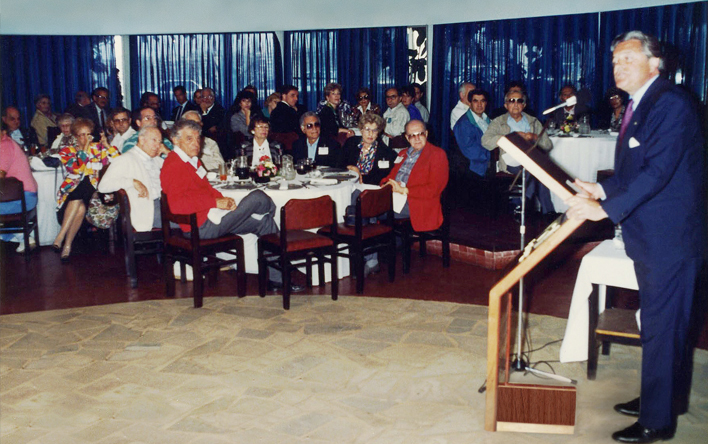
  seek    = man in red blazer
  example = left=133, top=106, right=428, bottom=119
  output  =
left=380, top=120, right=448, bottom=231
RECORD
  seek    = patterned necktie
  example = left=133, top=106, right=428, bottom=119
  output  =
left=618, top=99, right=634, bottom=145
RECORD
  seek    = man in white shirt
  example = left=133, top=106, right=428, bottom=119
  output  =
left=181, top=110, right=225, bottom=172
left=449, top=82, right=475, bottom=129
left=381, top=87, right=410, bottom=147
left=108, top=107, right=135, bottom=153
left=412, top=83, right=430, bottom=123
left=98, top=127, right=165, bottom=231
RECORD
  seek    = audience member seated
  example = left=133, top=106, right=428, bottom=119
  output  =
left=240, top=115, right=283, bottom=166
left=107, top=107, right=135, bottom=153
left=316, top=82, right=356, bottom=141
left=229, top=90, right=259, bottom=138
left=292, top=112, right=341, bottom=167
left=1, top=106, right=38, bottom=153
left=53, top=118, right=120, bottom=262
left=482, top=90, right=555, bottom=214
left=449, top=82, right=475, bottom=129
left=99, top=127, right=164, bottom=231
left=269, top=85, right=305, bottom=134
left=140, top=92, right=162, bottom=117
left=50, top=114, right=77, bottom=151
left=489, top=81, right=537, bottom=119
left=400, top=85, right=423, bottom=122
left=0, top=123, right=39, bottom=252
left=550, top=84, right=592, bottom=128
left=453, top=89, right=491, bottom=177
left=382, top=87, right=410, bottom=147
left=341, top=113, right=396, bottom=185
left=263, top=93, right=281, bottom=120
left=30, top=94, right=58, bottom=148
left=87, top=87, right=111, bottom=138
left=380, top=120, right=449, bottom=231
left=121, top=107, right=173, bottom=154
left=352, top=87, right=382, bottom=119
left=411, top=83, right=430, bottom=123
left=181, top=111, right=225, bottom=172
left=170, top=85, right=198, bottom=122
left=199, top=87, right=226, bottom=140
left=241, top=84, right=264, bottom=116
left=193, top=89, right=203, bottom=110
left=64, top=91, right=92, bottom=120
left=598, top=87, right=628, bottom=132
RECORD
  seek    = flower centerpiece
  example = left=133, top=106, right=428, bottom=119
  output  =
left=561, top=115, right=578, bottom=134
left=254, top=155, right=278, bottom=183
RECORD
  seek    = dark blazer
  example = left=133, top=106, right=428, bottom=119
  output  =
left=200, top=102, right=226, bottom=136
left=340, top=136, right=397, bottom=185
left=86, top=103, right=110, bottom=138
left=170, top=101, right=199, bottom=121
left=270, top=102, right=305, bottom=134
left=291, top=136, right=341, bottom=167
left=550, top=103, right=591, bottom=127
left=64, top=103, right=92, bottom=120
left=240, top=139, right=283, bottom=166
left=317, top=104, right=340, bottom=141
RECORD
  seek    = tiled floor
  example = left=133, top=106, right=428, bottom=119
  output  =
left=2, top=295, right=707, bottom=444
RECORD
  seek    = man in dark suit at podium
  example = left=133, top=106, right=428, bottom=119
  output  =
left=566, top=31, right=705, bottom=444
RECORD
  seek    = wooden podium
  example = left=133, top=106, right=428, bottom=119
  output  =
left=485, top=133, right=585, bottom=434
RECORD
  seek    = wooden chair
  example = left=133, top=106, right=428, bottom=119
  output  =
left=116, top=190, right=163, bottom=288
left=318, top=187, right=395, bottom=294
left=394, top=187, right=451, bottom=274
left=0, top=178, right=39, bottom=261
left=160, top=192, right=246, bottom=308
left=270, top=132, right=300, bottom=153
left=258, top=195, right=338, bottom=310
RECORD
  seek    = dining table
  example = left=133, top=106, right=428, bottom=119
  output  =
left=548, top=131, right=617, bottom=212
left=213, top=168, right=360, bottom=281
left=28, top=156, right=64, bottom=246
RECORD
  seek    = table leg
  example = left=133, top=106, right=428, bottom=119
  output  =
left=587, top=283, right=600, bottom=380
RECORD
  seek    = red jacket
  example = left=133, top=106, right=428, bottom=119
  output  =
left=160, top=150, right=223, bottom=232
left=381, top=142, right=449, bottom=231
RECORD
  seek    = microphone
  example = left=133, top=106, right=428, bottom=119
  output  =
left=542, top=96, right=577, bottom=115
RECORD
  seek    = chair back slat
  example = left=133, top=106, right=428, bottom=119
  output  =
left=282, top=195, right=334, bottom=231
left=359, top=187, right=392, bottom=219
left=0, top=178, right=25, bottom=202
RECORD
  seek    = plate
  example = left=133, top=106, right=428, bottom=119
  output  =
left=318, top=167, right=348, bottom=174
left=222, top=182, right=256, bottom=190
left=266, top=182, right=304, bottom=190
left=324, top=173, right=355, bottom=181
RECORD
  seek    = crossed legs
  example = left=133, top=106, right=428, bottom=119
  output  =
left=53, top=200, right=87, bottom=260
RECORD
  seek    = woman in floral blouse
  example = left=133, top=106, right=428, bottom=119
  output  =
left=340, top=113, right=396, bottom=185
left=52, top=118, right=119, bottom=261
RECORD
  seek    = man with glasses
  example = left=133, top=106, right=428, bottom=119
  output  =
left=380, top=120, right=448, bottom=231
left=482, top=90, right=554, bottom=214
left=121, top=107, right=172, bottom=154
left=107, top=107, right=135, bottom=152
left=382, top=87, right=410, bottom=148
left=198, top=88, right=226, bottom=141
left=88, top=87, right=111, bottom=138
left=292, top=112, right=341, bottom=167
left=550, top=84, right=592, bottom=128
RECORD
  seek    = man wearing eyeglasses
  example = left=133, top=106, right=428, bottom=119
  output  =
left=107, top=107, right=135, bottom=152
left=121, top=107, right=173, bottom=154
left=482, top=90, right=554, bottom=214
left=380, top=120, right=448, bottom=231
left=88, top=87, right=111, bottom=139
left=382, top=87, right=410, bottom=148
left=292, top=112, right=341, bottom=167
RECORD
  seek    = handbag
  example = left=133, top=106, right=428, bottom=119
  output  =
left=85, top=191, right=120, bottom=229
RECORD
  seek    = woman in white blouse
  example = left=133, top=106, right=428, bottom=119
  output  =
left=240, top=115, right=282, bottom=166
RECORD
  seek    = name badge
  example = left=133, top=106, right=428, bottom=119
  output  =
left=378, top=160, right=390, bottom=169
left=196, top=166, right=207, bottom=179
left=318, top=146, right=329, bottom=156
left=394, top=156, right=404, bottom=164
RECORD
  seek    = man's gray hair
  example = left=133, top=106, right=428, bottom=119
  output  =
left=138, top=126, right=161, bottom=139
left=611, top=30, right=664, bottom=70
left=171, top=119, right=202, bottom=140
left=181, top=110, right=201, bottom=121
left=299, top=111, right=320, bottom=127
left=458, top=82, right=475, bottom=95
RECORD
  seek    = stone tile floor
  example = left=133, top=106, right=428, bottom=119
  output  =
left=1, top=295, right=706, bottom=444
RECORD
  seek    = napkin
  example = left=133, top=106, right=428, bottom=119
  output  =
left=309, top=178, right=337, bottom=185
left=206, top=171, right=218, bottom=180
left=393, top=192, right=407, bottom=213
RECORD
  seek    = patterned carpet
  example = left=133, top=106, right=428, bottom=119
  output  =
left=1, top=295, right=707, bottom=444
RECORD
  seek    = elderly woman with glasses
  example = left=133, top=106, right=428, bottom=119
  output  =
left=240, top=115, right=283, bottom=166
left=53, top=118, right=120, bottom=261
left=341, top=113, right=396, bottom=185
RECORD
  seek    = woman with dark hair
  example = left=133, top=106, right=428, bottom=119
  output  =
left=53, top=118, right=119, bottom=262
left=340, top=113, right=396, bottom=185
left=600, top=87, right=628, bottom=132
left=240, top=115, right=283, bottom=166
left=352, top=87, right=382, bottom=118
left=229, top=90, right=259, bottom=137
left=30, top=93, right=58, bottom=147
left=316, top=82, right=355, bottom=141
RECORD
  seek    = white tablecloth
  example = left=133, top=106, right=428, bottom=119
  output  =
left=217, top=174, right=357, bottom=280
left=549, top=132, right=617, bottom=212
left=31, top=165, right=64, bottom=246
left=559, top=240, right=639, bottom=363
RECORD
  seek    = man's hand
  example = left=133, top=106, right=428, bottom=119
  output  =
left=215, top=197, right=237, bottom=211
left=565, top=194, right=608, bottom=221
left=385, top=179, right=408, bottom=195
left=133, top=179, right=149, bottom=198
left=573, top=179, right=604, bottom=200
left=159, top=143, right=170, bottom=156
left=518, top=132, right=538, bottom=143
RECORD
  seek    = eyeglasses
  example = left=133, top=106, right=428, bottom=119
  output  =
left=361, top=128, right=378, bottom=134
left=141, top=115, right=157, bottom=121
left=305, top=122, right=321, bottom=129
left=254, top=124, right=270, bottom=129
left=94, top=94, right=108, bottom=100
left=357, top=95, right=369, bottom=101
left=76, top=132, right=92, bottom=137
left=506, top=98, right=525, bottom=104
left=406, top=131, right=426, bottom=139
left=609, top=95, right=620, bottom=100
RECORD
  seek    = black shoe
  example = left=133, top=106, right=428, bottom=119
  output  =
left=612, top=422, right=674, bottom=443
left=267, top=280, right=305, bottom=293
left=615, top=397, right=640, bottom=417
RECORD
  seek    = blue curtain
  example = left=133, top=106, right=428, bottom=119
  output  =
left=431, top=13, right=599, bottom=151
left=284, top=27, right=409, bottom=112
left=1, top=35, right=117, bottom=128
left=129, top=32, right=281, bottom=118
left=600, top=2, right=707, bottom=104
